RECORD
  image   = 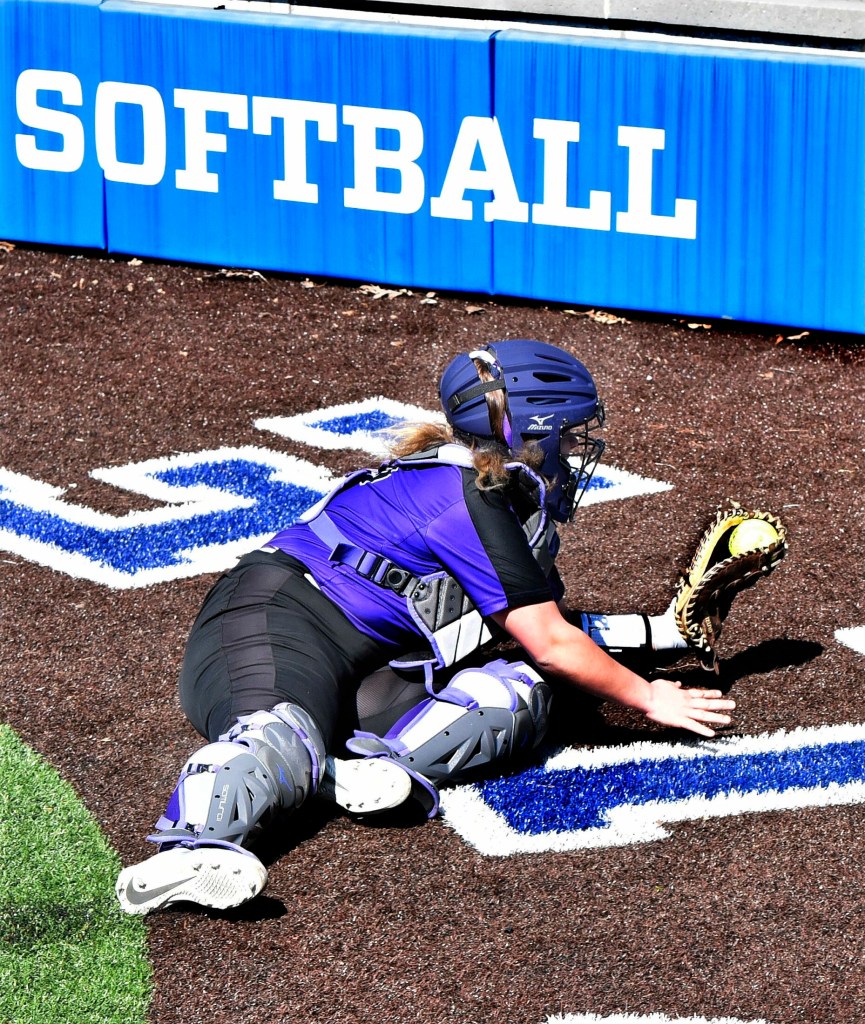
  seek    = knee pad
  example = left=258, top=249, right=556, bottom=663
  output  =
left=224, top=702, right=327, bottom=798
left=150, top=702, right=326, bottom=852
left=347, top=659, right=552, bottom=792
left=443, top=658, right=552, bottom=753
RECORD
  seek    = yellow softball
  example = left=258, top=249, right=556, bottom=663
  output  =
left=728, top=518, right=779, bottom=556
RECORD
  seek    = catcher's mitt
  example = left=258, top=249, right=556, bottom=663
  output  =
left=674, top=502, right=788, bottom=673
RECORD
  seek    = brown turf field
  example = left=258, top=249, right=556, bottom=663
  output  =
left=2, top=242, right=865, bottom=1024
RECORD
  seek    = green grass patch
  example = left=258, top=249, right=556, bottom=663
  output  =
left=0, top=724, right=151, bottom=1024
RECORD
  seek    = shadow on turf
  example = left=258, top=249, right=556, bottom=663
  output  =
left=605, top=634, right=823, bottom=690
left=664, top=636, right=824, bottom=691
left=545, top=636, right=824, bottom=748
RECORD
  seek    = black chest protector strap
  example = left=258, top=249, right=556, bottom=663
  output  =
left=302, top=446, right=558, bottom=677
left=304, top=505, right=423, bottom=598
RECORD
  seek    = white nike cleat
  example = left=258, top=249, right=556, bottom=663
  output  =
left=116, top=845, right=267, bottom=916
left=319, top=755, right=412, bottom=814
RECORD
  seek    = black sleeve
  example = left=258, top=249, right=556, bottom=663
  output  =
left=460, top=469, right=554, bottom=609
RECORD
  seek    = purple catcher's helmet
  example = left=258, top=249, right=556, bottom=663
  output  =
left=439, top=339, right=605, bottom=522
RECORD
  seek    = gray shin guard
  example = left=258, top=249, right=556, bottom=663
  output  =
left=149, top=703, right=326, bottom=852
left=346, top=659, right=552, bottom=816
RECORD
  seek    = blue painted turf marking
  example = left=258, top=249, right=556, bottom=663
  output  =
left=312, top=409, right=402, bottom=435
left=439, top=723, right=865, bottom=854
left=257, top=399, right=671, bottom=502
left=0, top=401, right=672, bottom=587
left=580, top=463, right=670, bottom=505
left=0, top=448, right=332, bottom=588
left=255, top=397, right=445, bottom=455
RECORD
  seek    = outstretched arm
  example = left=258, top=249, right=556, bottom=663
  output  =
left=492, top=601, right=735, bottom=738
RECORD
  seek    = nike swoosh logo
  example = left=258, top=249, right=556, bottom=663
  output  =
left=123, top=875, right=196, bottom=906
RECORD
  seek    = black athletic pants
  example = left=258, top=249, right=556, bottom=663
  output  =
left=179, top=549, right=388, bottom=745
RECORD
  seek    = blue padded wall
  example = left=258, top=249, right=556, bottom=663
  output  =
left=99, top=2, right=494, bottom=292
left=2, top=0, right=865, bottom=330
left=0, top=0, right=105, bottom=246
left=492, top=31, right=865, bottom=331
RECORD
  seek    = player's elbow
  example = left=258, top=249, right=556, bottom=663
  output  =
left=528, top=640, right=572, bottom=679
left=493, top=603, right=577, bottom=678
left=519, top=625, right=579, bottom=679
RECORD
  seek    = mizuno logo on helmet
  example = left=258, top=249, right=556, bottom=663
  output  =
left=526, top=414, right=554, bottom=430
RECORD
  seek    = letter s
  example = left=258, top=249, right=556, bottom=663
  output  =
left=16, top=69, right=85, bottom=173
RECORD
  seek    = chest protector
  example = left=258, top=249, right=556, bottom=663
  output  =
left=298, top=444, right=559, bottom=682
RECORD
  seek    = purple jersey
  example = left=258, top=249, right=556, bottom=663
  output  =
left=268, top=459, right=559, bottom=649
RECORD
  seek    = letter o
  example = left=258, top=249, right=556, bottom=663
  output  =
left=95, top=82, right=166, bottom=186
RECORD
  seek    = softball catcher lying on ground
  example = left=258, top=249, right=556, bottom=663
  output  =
left=116, top=339, right=787, bottom=915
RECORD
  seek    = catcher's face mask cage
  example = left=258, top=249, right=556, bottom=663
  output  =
left=439, top=339, right=605, bottom=522
left=555, top=405, right=606, bottom=520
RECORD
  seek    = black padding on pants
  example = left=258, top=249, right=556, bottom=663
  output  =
left=179, top=550, right=382, bottom=745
